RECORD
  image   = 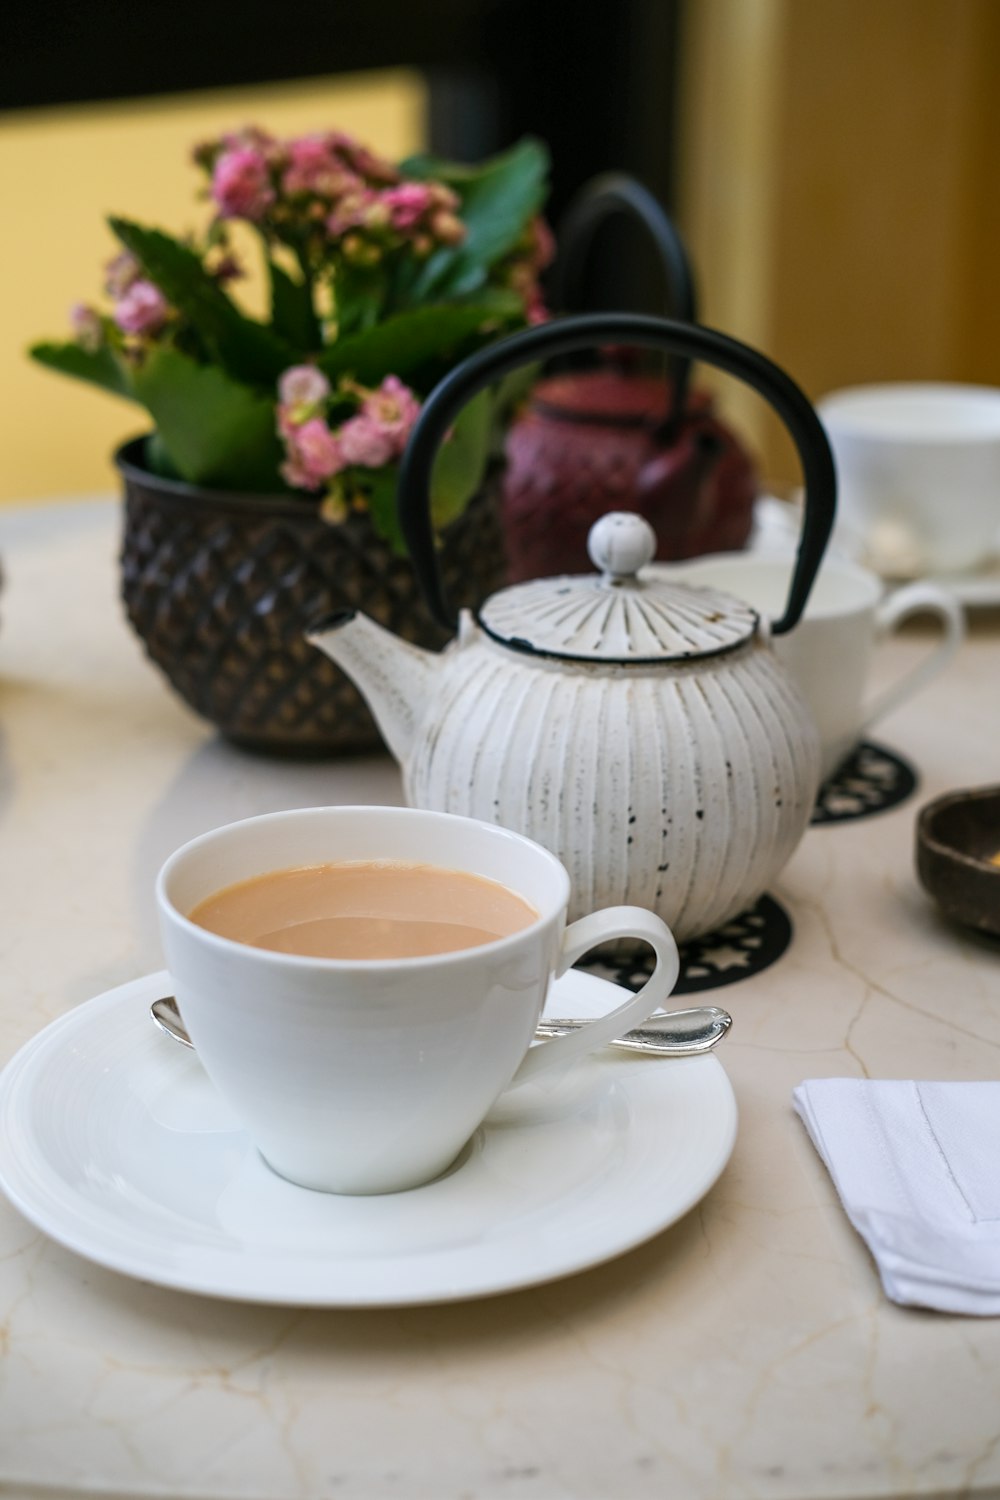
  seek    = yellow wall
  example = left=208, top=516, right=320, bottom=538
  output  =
left=677, top=0, right=1000, bottom=484
left=0, top=71, right=427, bottom=503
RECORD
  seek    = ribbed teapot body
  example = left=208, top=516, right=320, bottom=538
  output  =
left=403, top=636, right=820, bottom=941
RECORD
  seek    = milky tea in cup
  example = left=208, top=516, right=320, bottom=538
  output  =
left=188, top=860, right=539, bottom=959
left=157, top=806, right=680, bottom=1195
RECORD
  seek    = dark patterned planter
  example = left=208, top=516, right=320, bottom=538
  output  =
left=117, top=437, right=505, bottom=757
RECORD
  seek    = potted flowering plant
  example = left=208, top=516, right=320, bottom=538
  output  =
left=30, top=126, right=551, bottom=754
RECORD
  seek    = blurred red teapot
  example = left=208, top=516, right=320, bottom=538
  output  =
left=501, top=176, right=758, bottom=581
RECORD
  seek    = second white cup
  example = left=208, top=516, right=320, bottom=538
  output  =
left=656, top=554, right=964, bottom=781
left=817, top=383, right=1000, bottom=576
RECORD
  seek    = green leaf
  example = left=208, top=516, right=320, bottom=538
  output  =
left=488, top=360, right=541, bottom=456
left=315, top=292, right=522, bottom=389
left=398, top=152, right=484, bottom=182
left=334, top=266, right=387, bottom=339
left=145, top=430, right=183, bottom=479
left=109, top=217, right=293, bottom=388
left=130, top=346, right=283, bottom=491
left=268, top=259, right=321, bottom=350
left=430, top=389, right=492, bottom=528
left=406, top=139, right=550, bottom=301
left=492, top=360, right=541, bottom=417
left=29, top=340, right=140, bottom=403
left=354, top=464, right=406, bottom=553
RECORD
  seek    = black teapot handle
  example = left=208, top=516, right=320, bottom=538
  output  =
left=398, top=312, right=836, bottom=638
left=549, top=174, right=697, bottom=432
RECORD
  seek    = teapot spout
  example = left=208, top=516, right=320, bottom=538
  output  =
left=306, top=610, right=439, bottom=765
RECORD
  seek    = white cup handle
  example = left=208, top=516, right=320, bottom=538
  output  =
left=860, top=582, right=965, bottom=733
left=510, top=906, right=680, bottom=1086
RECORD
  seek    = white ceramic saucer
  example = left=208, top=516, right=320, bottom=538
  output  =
left=0, top=970, right=737, bottom=1306
left=922, top=555, right=1000, bottom=609
left=750, top=495, right=1000, bottom=607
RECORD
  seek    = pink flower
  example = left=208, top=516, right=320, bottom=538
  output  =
left=504, top=258, right=550, bottom=323
left=429, top=210, right=466, bottom=246
left=112, top=279, right=170, bottom=335
left=361, top=375, right=421, bottom=450
left=333, top=134, right=399, bottom=185
left=276, top=405, right=300, bottom=440
left=526, top=289, right=550, bottom=325
left=212, top=148, right=274, bottom=221
left=337, top=376, right=421, bottom=468
left=326, top=187, right=377, bottom=237
left=280, top=456, right=313, bottom=489
left=70, top=302, right=103, bottom=350
left=529, top=216, right=556, bottom=271
left=338, top=413, right=397, bottom=469
left=381, top=182, right=434, bottom=231
left=282, top=137, right=356, bottom=198
left=377, top=183, right=465, bottom=245
left=282, top=137, right=329, bottom=193
left=221, top=125, right=278, bottom=158
left=281, top=417, right=344, bottom=489
left=278, top=364, right=330, bottom=409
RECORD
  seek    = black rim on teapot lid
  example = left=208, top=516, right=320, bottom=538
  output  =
left=396, top=312, right=837, bottom=643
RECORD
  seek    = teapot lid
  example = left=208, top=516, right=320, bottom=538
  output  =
left=479, top=513, right=759, bottom=664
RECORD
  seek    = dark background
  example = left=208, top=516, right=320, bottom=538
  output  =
left=5, top=0, right=683, bottom=306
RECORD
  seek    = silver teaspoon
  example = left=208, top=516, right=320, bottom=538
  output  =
left=150, top=994, right=731, bottom=1058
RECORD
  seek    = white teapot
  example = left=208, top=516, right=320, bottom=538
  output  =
left=309, top=314, right=836, bottom=940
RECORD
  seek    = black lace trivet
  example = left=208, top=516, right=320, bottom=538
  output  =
left=811, top=740, right=918, bottom=826
left=577, top=893, right=792, bottom=996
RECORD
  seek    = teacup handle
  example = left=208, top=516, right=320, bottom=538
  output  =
left=511, top=907, right=680, bottom=1086
left=860, top=582, right=965, bottom=732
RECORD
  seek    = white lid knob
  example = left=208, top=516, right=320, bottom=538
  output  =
left=587, top=512, right=657, bottom=579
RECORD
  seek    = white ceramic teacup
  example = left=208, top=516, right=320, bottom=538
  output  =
left=817, top=383, right=1000, bottom=577
left=658, top=554, right=964, bottom=781
left=157, top=805, right=680, bottom=1195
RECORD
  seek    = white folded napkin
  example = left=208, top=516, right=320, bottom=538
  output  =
left=794, top=1079, right=1000, bottom=1315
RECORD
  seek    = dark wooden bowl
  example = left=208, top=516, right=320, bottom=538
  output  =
left=916, top=785, right=1000, bottom=937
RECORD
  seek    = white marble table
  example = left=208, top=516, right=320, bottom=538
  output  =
left=1, top=499, right=999, bottom=1500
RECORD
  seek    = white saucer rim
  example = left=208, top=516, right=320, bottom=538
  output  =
left=749, top=494, right=1000, bottom=606
left=921, top=560, right=1000, bottom=606
left=0, top=972, right=738, bottom=1307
